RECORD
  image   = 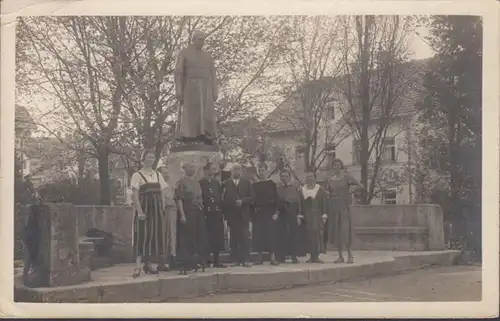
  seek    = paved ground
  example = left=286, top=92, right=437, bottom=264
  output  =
left=171, top=265, right=482, bottom=302
left=86, top=251, right=403, bottom=284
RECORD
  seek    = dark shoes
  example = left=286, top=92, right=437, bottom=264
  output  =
left=213, top=262, right=227, bottom=268
left=132, top=267, right=141, bottom=278
left=143, top=264, right=159, bottom=274
left=335, top=255, right=354, bottom=264
left=307, top=257, right=324, bottom=264
left=334, top=257, right=345, bottom=264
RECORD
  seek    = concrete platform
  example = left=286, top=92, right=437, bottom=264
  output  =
left=14, top=250, right=459, bottom=303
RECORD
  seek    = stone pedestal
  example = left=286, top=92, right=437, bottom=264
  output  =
left=167, top=145, right=221, bottom=184
left=36, top=203, right=91, bottom=287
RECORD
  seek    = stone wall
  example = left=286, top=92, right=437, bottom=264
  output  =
left=348, top=204, right=445, bottom=251
left=74, top=205, right=135, bottom=263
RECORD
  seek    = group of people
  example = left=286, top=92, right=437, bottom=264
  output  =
left=129, top=149, right=364, bottom=278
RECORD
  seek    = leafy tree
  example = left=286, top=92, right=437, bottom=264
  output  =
left=18, top=16, right=143, bottom=204
left=336, top=15, right=419, bottom=204
left=417, top=15, right=482, bottom=244
left=267, top=16, right=349, bottom=174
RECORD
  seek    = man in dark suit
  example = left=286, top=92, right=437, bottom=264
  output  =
left=222, top=163, right=254, bottom=267
left=199, top=162, right=226, bottom=268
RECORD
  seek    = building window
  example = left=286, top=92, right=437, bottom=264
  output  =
left=295, top=144, right=307, bottom=164
left=382, top=188, right=397, bottom=205
left=353, top=140, right=361, bottom=165
left=383, top=169, right=399, bottom=183
left=324, top=97, right=337, bottom=120
left=381, top=138, right=396, bottom=162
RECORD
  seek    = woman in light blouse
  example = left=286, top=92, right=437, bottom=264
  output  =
left=130, top=150, right=168, bottom=278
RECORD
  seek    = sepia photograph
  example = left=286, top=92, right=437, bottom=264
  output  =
left=1, top=0, right=498, bottom=318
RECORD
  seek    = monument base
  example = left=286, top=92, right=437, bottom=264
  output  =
left=167, top=146, right=221, bottom=184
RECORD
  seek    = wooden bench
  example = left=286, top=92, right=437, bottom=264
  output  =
left=352, top=226, right=430, bottom=251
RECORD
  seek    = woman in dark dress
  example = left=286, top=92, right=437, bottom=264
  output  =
left=298, top=171, right=328, bottom=263
left=131, top=150, right=168, bottom=278
left=175, top=162, right=208, bottom=274
left=276, top=169, right=304, bottom=263
left=252, top=165, right=279, bottom=265
left=326, top=159, right=364, bottom=264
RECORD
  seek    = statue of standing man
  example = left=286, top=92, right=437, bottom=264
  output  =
left=174, top=30, right=219, bottom=146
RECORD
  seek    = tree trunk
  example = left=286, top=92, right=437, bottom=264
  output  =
left=359, top=16, right=372, bottom=205
left=97, top=143, right=111, bottom=205
left=77, top=148, right=85, bottom=198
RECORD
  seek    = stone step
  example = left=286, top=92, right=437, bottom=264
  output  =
left=14, top=250, right=461, bottom=303
left=90, top=256, right=114, bottom=271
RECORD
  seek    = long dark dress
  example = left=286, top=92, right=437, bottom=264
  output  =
left=199, top=177, right=225, bottom=254
left=133, top=171, right=164, bottom=258
left=299, top=185, right=328, bottom=257
left=175, top=176, right=207, bottom=267
left=252, top=179, right=278, bottom=253
left=327, top=175, right=355, bottom=249
left=276, top=183, right=306, bottom=259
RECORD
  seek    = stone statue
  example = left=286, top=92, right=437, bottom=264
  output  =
left=174, top=30, right=219, bottom=146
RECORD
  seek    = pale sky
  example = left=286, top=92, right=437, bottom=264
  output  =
left=18, top=19, right=434, bottom=135
left=410, top=25, right=433, bottom=59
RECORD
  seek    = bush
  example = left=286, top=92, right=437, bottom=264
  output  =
left=38, top=178, right=101, bottom=205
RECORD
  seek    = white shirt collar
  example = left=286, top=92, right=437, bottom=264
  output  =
left=302, top=184, right=320, bottom=199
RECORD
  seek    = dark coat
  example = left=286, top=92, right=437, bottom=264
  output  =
left=222, top=177, right=254, bottom=224
left=199, top=177, right=225, bottom=253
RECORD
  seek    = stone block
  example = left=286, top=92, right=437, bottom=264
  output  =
left=14, top=286, right=43, bottom=302
left=420, top=205, right=445, bottom=250
left=41, top=285, right=100, bottom=303
left=349, top=204, right=445, bottom=251
left=189, top=274, right=219, bottom=297
left=224, top=270, right=306, bottom=292
left=307, top=266, right=341, bottom=284
left=97, top=279, right=161, bottom=303
left=158, top=274, right=218, bottom=301
left=78, top=241, right=94, bottom=273
left=75, top=205, right=135, bottom=263
left=36, top=203, right=89, bottom=287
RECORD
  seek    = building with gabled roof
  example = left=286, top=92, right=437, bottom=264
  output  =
left=261, top=57, right=437, bottom=204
